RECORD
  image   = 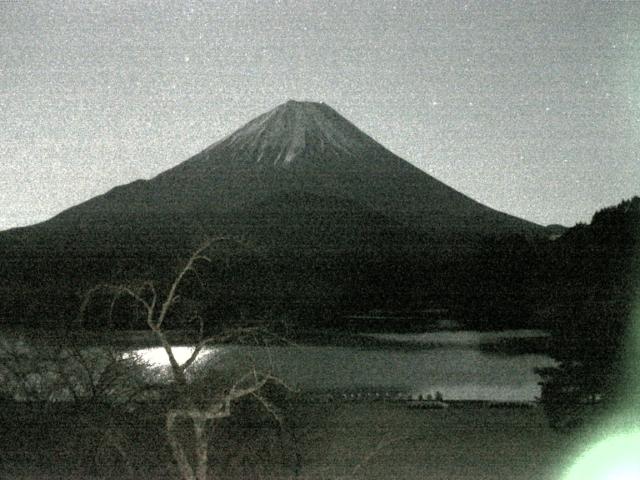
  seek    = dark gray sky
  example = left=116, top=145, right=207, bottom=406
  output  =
left=1, top=0, right=638, bottom=230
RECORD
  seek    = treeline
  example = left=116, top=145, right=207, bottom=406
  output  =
left=455, top=197, right=638, bottom=428
left=537, top=197, right=638, bottom=429
left=1, top=198, right=637, bottom=340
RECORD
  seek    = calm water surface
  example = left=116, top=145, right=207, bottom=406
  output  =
left=129, top=329, right=554, bottom=401
left=0, top=328, right=554, bottom=401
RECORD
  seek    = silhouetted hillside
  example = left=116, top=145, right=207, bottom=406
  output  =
left=537, top=196, right=639, bottom=429
left=0, top=101, right=546, bottom=329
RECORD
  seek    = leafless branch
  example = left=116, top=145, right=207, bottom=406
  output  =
left=180, top=336, right=218, bottom=372
left=156, top=238, right=220, bottom=330
left=252, top=391, right=283, bottom=424
left=348, top=433, right=405, bottom=478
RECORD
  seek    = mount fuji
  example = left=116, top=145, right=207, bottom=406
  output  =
left=37, top=100, right=540, bottom=240
left=0, top=100, right=544, bottom=326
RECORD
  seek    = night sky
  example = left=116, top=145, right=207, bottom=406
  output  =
left=2, top=0, right=639, bottom=230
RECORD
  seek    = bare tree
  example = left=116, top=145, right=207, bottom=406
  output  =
left=0, top=335, right=149, bottom=405
left=0, top=336, right=56, bottom=402
left=81, top=237, right=288, bottom=480
left=0, top=334, right=156, bottom=478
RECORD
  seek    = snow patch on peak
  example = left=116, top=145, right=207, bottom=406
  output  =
left=201, top=101, right=385, bottom=169
left=282, top=99, right=325, bottom=108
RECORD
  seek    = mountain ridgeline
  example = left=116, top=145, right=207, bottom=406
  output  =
left=33, top=101, right=541, bottom=244
left=1, top=101, right=548, bottom=328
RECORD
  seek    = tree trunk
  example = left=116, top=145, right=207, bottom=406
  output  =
left=194, top=418, right=210, bottom=480
left=166, top=410, right=216, bottom=480
left=166, top=412, right=196, bottom=480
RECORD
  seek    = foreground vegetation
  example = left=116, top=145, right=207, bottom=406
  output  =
left=0, top=399, right=572, bottom=480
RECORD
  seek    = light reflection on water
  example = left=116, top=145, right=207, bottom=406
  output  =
left=127, top=346, right=207, bottom=367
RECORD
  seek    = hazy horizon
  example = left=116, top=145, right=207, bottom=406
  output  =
left=2, top=1, right=639, bottom=230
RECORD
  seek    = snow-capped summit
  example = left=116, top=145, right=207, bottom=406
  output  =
left=191, top=100, right=398, bottom=172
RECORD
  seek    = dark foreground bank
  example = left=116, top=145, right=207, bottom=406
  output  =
left=0, top=399, right=575, bottom=480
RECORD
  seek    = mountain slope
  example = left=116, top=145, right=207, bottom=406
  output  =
left=39, top=100, right=541, bottom=241
left=0, top=100, right=545, bottom=326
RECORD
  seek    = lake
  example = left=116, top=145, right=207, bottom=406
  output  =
left=0, top=328, right=554, bottom=402
left=125, top=329, right=554, bottom=401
